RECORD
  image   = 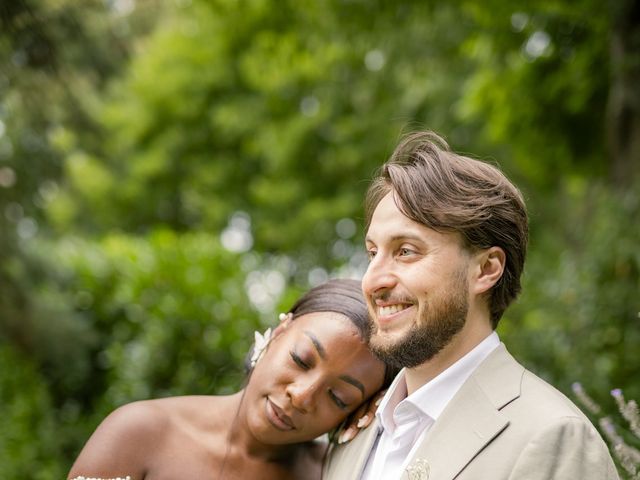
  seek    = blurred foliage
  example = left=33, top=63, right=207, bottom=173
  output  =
left=0, top=0, right=638, bottom=477
left=0, top=342, right=63, bottom=479
left=32, top=230, right=260, bottom=403
left=501, top=182, right=640, bottom=401
left=6, top=230, right=264, bottom=469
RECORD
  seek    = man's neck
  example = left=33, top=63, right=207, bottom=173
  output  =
left=404, top=317, right=493, bottom=395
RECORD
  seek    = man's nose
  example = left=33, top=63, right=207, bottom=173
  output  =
left=362, top=254, right=396, bottom=297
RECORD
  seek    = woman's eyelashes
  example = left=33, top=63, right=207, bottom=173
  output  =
left=328, top=390, right=348, bottom=410
left=290, top=350, right=310, bottom=370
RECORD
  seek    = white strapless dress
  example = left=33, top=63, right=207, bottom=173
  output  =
left=71, top=476, right=132, bottom=480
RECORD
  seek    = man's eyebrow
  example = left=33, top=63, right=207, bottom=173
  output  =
left=303, top=331, right=326, bottom=359
left=339, top=375, right=365, bottom=399
left=365, top=233, right=425, bottom=244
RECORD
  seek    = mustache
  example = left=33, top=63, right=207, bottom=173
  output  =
left=370, top=291, right=416, bottom=304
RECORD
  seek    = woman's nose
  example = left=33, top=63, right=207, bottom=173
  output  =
left=286, top=379, right=319, bottom=413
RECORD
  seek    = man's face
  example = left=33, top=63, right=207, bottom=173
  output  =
left=362, top=191, right=471, bottom=368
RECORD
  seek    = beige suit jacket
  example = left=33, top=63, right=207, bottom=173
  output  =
left=323, top=344, right=619, bottom=480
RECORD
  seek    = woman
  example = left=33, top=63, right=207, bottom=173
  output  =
left=68, top=279, right=395, bottom=480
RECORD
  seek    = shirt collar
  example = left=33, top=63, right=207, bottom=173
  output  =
left=377, top=368, right=408, bottom=433
left=376, top=332, right=501, bottom=433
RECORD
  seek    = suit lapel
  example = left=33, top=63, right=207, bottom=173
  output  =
left=350, top=418, right=382, bottom=478
left=401, top=344, right=524, bottom=480
left=325, top=418, right=381, bottom=479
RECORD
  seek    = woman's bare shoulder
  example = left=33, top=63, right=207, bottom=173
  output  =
left=68, top=395, right=233, bottom=479
left=67, top=398, right=184, bottom=479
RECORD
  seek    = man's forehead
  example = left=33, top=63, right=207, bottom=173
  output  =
left=368, top=192, right=418, bottom=228
left=366, top=192, right=462, bottom=245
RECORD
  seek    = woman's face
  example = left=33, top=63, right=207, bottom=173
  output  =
left=245, top=311, right=386, bottom=444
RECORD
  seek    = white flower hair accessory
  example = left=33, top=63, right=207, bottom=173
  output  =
left=249, top=312, right=292, bottom=368
left=250, top=327, right=273, bottom=368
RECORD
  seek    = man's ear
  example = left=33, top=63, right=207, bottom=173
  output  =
left=472, top=247, right=505, bottom=295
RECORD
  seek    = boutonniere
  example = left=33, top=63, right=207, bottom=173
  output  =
left=405, top=458, right=430, bottom=480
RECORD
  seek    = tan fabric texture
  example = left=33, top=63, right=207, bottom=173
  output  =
left=322, top=344, right=619, bottom=480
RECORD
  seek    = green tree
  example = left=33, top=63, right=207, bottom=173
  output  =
left=1, top=0, right=637, bottom=476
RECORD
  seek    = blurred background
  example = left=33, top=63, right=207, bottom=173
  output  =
left=1, top=0, right=638, bottom=477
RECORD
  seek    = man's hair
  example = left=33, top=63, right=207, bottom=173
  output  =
left=365, top=131, right=528, bottom=327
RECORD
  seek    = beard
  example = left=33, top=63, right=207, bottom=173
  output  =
left=368, top=270, right=469, bottom=369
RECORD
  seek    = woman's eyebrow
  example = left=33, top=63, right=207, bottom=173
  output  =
left=339, top=375, right=365, bottom=399
left=302, top=330, right=365, bottom=399
left=303, top=331, right=326, bottom=359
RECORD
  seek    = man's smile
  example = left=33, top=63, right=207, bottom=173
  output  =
left=376, top=303, right=412, bottom=317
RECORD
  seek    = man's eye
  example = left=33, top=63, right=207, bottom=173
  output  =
left=290, top=351, right=310, bottom=370
left=328, top=390, right=348, bottom=410
left=399, top=247, right=414, bottom=256
left=366, top=249, right=377, bottom=260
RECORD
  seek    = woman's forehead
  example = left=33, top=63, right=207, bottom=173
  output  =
left=291, top=311, right=360, bottom=338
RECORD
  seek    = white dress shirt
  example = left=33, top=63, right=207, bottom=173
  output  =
left=361, top=332, right=501, bottom=480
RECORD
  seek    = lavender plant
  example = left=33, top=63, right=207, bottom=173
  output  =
left=573, top=383, right=640, bottom=479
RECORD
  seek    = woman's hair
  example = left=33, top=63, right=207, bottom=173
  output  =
left=365, top=131, right=529, bottom=327
left=288, top=278, right=370, bottom=340
left=247, top=278, right=397, bottom=388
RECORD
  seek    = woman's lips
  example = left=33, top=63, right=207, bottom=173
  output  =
left=265, top=398, right=295, bottom=431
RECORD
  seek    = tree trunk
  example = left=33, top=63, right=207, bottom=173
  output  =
left=607, top=0, right=640, bottom=187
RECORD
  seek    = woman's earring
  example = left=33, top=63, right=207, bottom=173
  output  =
left=250, top=327, right=273, bottom=368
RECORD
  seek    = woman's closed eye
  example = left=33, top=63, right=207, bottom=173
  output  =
left=290, top=351, right=310, bottom=370
left=328, top=389, right=348, bottom=410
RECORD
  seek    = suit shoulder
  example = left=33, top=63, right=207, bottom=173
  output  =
left=514, top=369, right=591, bottom=422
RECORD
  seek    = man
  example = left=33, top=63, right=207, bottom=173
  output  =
left=323, top=131, right=618, bottom=479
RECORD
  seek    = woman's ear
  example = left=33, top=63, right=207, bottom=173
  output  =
left=472, top=246, right=506, bottom=295
left=272, top=312, right=293, bottom=338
